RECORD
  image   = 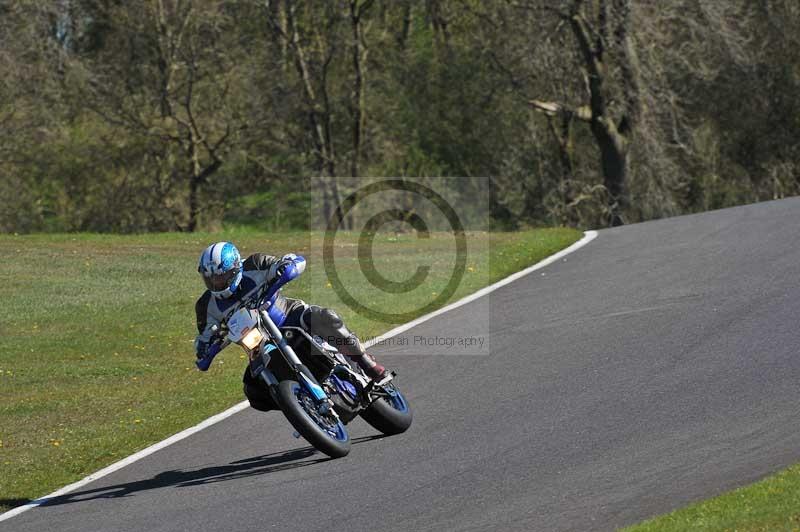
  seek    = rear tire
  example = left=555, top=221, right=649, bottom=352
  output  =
left=277, top=380, right=350, bottom=458
left=360, top=384, right=413, bottom=435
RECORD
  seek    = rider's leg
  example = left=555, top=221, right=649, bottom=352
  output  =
left=300, top=305, right=387, bottom=380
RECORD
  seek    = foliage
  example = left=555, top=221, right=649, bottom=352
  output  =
left=0, top=0, right=798, bottom=232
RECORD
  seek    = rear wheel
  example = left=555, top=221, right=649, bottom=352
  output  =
left=277, top=380, right=350, bottom=458
left=360, top=383, right=413, bottom=435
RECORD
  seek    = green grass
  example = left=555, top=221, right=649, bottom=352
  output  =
left=623, top=464, right=800, bottom=532
left=0, top=228, right=580, bottom=510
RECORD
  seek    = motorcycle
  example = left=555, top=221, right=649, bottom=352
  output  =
left=195, top=256, right=412, bottom=458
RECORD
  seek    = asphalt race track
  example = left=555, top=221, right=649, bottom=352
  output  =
left=4, top=198, right=800, bottom=531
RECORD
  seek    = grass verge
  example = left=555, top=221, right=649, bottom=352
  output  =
left=0, top=228, right=581, bottom=511
left=623, top=464, right=800, bottom=532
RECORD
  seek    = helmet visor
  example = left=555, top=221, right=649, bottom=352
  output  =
left=202, top=267, right=241, bottom=292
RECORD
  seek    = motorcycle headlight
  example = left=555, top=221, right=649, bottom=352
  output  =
left=241, top=328, right=264, bottom=350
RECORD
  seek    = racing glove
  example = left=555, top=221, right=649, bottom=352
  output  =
left=268, top=253, right=297, bottom=280
left=194, top=338, right=222, bottom=371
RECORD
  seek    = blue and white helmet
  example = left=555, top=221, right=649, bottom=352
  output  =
left=198, top=242, right=243, bottom=299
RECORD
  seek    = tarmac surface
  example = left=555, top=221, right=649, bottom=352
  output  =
left=4, top=198, right=800, bottom=531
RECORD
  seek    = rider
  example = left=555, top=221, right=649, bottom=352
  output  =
left=194, top=241, right=388, bottom=412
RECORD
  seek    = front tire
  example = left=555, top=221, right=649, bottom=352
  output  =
left=277, top=380, right=350, bottom=458
left=360, top=384, right=413, bottom=435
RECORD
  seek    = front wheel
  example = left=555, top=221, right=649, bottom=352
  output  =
left=277, top=380, right=350, bottom=458
left=360, top=383, right=413, bottom=435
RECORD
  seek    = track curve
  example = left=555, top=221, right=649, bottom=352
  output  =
left=4, top=198, right=800, bottom=532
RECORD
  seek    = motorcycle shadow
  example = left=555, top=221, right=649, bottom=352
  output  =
left=37, top=436, right=383, bottom=508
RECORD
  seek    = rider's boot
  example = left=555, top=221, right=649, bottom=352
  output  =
left=342, top=346, right=387, bottom=381
left=335, top=336, right=387, bottom=381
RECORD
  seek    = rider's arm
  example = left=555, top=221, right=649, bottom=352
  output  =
left=194, top=291, right=221, bottom=357
left=242, top=253, right=278, bottom=272
left=243, top=253, right=300, bottom=283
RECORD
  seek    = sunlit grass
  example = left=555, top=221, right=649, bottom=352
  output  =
left=0, top=228, right=580, bottom=510
left=623, top=464, right=800, bottom=532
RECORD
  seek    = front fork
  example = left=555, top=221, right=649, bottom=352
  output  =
left=255, top=310, right=336, bottom=415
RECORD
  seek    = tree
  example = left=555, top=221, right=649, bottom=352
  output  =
left=0, top=1, right=70, bottom=231
left=348, top=0, right=375, bottom=181
left=264, top=0, right=347, bottom=225
left=525, top=0, right=640, bottom=226
left=1, top=0, right=797, bottom=233
left=75, top=0, right=245, bottom=231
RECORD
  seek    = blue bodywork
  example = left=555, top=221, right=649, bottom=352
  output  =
left=329, top=373, right=358, bottom=399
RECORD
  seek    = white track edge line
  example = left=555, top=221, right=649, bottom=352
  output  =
left=364, top=230, right=597, bottom=348
left=0, top=229, right=597, bottom=523
left=0, top=402, right=251, bottom=522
